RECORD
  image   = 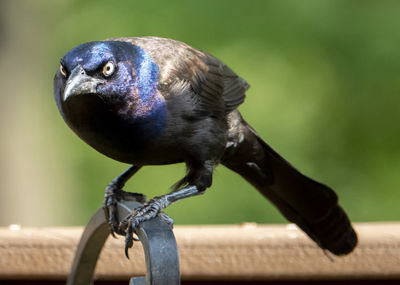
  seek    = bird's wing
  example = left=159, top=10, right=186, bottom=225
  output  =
left=220, top=63, right=249, bottom=113
left=201, top=55, right=249, bottom=115
left=112, top=37, right=249, bottom=116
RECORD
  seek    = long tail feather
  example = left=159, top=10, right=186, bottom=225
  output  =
left=222, top=112, right=357, bottom=255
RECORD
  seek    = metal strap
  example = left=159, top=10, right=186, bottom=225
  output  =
left=67, top=200, right=180, bottom=285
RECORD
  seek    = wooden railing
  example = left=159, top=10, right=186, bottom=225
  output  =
left=0, top=222, right=399, bottom=284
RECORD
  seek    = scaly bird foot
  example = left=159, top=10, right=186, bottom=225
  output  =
left=119, top=196, right=174, bottom=258
left=103, top=184, right=146, bottom=237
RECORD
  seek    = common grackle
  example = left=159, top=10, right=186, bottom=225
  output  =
left=54, top=37, right=357, bottom=257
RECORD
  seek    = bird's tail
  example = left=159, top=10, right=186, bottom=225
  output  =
left=222, top=111, right=357, bottom=255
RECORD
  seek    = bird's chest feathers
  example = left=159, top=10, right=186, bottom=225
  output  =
left=62, top=95, right=167, bottom=166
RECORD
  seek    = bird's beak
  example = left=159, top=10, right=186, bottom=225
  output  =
left=63, top=65, right=105, bottom=101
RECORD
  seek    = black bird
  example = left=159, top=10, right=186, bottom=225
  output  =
left=54, top=36, right=357, bottom=257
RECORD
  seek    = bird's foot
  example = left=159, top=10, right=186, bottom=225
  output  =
left=103, top=184, right=146, bottom=237
left=119, top=196, right=174, bottom=258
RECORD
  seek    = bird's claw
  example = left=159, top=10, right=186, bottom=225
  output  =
left=103, top=190, right=122, bottom=237
left=124, top=223, right=139, bottom=259
left=120, top=197, right=173, bottom=258
left=103, top=184, right=146, bottom=237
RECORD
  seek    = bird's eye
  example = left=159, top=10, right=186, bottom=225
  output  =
left=60, top=64, right=67, bottom=77
left=103, top=61, right=115, bottom=77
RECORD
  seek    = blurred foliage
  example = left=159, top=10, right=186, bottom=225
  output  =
left=1, top=0, right=399, bottom=226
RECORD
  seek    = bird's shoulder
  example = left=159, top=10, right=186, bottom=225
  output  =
left=109, top=37, right=249, bottom=117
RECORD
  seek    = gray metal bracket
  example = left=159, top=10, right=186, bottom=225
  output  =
left=66, top=200, right=180, bottom=285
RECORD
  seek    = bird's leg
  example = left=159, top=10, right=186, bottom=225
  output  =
left=103, top=165, right=145, bottom=236
left=120, top=185, right=204, bottom=258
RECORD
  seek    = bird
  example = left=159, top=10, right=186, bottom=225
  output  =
left=54, top=36, right=357, bottom=258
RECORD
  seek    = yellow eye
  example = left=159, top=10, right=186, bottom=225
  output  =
left=103, top=61, right=115, bottom=77
left=60, top=64, right=67, bottom=77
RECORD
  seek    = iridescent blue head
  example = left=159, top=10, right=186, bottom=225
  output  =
left=56, top=40, right=163, bottom=115
left=54, top=40, right=167, bottom=145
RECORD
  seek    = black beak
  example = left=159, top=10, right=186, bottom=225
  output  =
left=63, top=65, right=105, bottom=101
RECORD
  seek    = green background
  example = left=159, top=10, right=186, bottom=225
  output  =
left=0, top=0, right=399, bottom=226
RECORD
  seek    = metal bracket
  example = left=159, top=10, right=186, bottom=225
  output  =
left=66, top=200, right=180, bottom=285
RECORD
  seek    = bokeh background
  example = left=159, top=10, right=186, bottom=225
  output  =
left=0, top=0, right=399, bottom=226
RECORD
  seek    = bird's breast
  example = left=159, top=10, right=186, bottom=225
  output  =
left=61, top=94, right=171, bottom=165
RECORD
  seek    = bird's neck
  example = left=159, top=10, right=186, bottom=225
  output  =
left=112, top=46, right=164, bottom=123
left=115, top=90, right=168, bottom=139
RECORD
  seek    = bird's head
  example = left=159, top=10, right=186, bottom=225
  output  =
left=54, top=40, right=160, bottom=117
